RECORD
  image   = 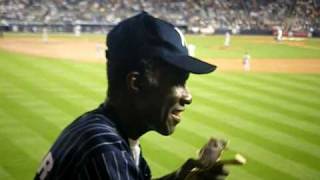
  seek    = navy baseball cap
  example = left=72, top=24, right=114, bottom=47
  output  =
left=107, top=12, right=216, bottom=74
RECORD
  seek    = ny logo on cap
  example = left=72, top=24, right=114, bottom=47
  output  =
left=174, top=27, right=186, bottom=47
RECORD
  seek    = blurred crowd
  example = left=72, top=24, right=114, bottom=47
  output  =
left=1, top=0, right=319, bottom=32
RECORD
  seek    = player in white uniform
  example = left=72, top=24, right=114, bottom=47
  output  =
left=224, top=32, right=231, bottom=47
left=243, top=52, right=251, bottom=71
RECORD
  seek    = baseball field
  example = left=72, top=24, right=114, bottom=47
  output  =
left=0, top=33, right=320, bottom=180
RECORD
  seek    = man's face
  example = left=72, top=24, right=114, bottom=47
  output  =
left=137, top=62, right=192, bottom=135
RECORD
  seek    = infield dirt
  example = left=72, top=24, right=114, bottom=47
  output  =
left=1, top=37, right=320, bottom=73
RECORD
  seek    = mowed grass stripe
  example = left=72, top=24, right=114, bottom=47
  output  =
left=0, top=49, right=105, bottom=100
left=0, top=114, right=18, bottom=180
left=0, top=82, right=73, bottom=129
left=190, top=79, right=320, bottom=168
left=189, top=100, right=320, bottom=170
left=0, top=49, right=103, bottom=94
left=262, top=73, right=320, bottom=91
left=0, top=94, right=61, bottom=142
left=16, top=48, right=107, bottom=89
left=0, top=61, right=97, bottom=117
left=227, top=166, right=264, bottom=180
left=0, top=134, right=38, bottom=180
left=0, top=68, right=92, bottom=141
left=204, top=73, right=320, bottom=113
left=286, top=74, right=320, bottom=86
left=203, top=73, right=320, bottom=104
left=193, top=74, right=320, bottom=126
left=199, top=85, right=320, bottom=147
left=0, top=111, right=51, bottom=159
left=0, top=166, right=14, bottom=180
left=0, top=68, right=86, bottom=121
left=191, top=81, right=320, bottom=143
left=29, top=58, right=106, bottom=94
left=3, top=54, right=103, bottom=103
left=191, top=76, right=320, bottom=139
left=245, top=74, right=320, bottom=106
left=179, top=117, right=297, bottom=180
left=0, top=112, right=50, bottom=178
left=0, top=50, right=105, bottom=120
left=182, top=114, right=320, bottom=179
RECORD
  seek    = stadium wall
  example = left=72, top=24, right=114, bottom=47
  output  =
left=2, top=23, right=319, bottom=37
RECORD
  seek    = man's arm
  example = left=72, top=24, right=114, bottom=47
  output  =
left=153, top=158, right=229, bottom=180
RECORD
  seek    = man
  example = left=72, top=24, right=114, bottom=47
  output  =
left=243, top=52, right=251, bottom=72
left=35, top=12, right=229, bottom=180
left=276, top=26, right=283, bottom=42
left=224, top=31, right=231, bottom=47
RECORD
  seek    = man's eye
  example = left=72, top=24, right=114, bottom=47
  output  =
left=172, top=78, right=186, bottom=86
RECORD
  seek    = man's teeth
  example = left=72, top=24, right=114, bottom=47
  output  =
left=173, top=111, right=181, bottom=116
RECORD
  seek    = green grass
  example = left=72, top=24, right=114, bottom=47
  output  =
left=0, top=48, right=320, bottom=180
left=187, top=35, right=320, bottom=59
left=1, top=34, right=320, bottom=180
left=3, top=32, right=105, bottom=42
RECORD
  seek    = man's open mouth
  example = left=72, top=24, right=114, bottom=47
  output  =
left=171, top=109, right=184, bottom=123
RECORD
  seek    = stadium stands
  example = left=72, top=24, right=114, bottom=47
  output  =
left=0, top=0, right=319, bottom=35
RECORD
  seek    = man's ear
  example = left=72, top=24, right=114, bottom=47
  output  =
left=127, top=72, right=141, bottom=92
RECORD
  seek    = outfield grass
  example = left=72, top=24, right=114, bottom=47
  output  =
left=3, top=33, right=320, bottom=60
left=187, top=35, right=320, bottom=59
left=1, top=47, right=320, bottom=180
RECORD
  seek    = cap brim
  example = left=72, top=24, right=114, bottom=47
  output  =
left=161, top=54, right=217, bottom=74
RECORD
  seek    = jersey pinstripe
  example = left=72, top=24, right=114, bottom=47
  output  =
left=35, top=105, right=151, bottom=180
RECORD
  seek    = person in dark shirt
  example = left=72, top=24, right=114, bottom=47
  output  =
left=35, top=12, right=229, bottom=180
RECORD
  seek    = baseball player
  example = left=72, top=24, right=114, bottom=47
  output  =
left=243, top=52, right=251, bottom=71
left=224, top=31, right=231, bottom=47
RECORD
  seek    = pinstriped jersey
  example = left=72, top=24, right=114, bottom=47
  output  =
left=34, top=105, right=151, bottom=180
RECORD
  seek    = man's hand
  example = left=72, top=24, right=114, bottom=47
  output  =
left=176, top=138, right=229, bottom=180
left=182, top=153, right=247, bottom=180
left=177, top=138, right=246, bottom=180
left=155, top=138, right=246, bottom=180
left=184, top=161, right=229, bottom=180
left=198, top=138, right=228, bottom=167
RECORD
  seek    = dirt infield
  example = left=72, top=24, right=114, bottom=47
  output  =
left=0, top=37, right=105, bottom=63
left=1, top=37, right=320, bottom=73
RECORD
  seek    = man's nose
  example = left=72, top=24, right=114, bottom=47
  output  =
left=180, top=87, right=192, bottom=105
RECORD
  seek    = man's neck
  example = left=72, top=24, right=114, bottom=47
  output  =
left=103, top=101, right=148, bottom=140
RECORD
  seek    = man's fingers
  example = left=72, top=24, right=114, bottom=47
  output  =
left=221, top=166, right=229, bottom=176
left=198, top=166, right=229, bottom=180
left=216, top=175, right=228, bottom=180
left=185, top=164, right=229, bottom=180
left=177, top=159, right=206, bottom=179
left=200, top=163, right=229, bottom=176
left=200, top=174, right=228, bottom=180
